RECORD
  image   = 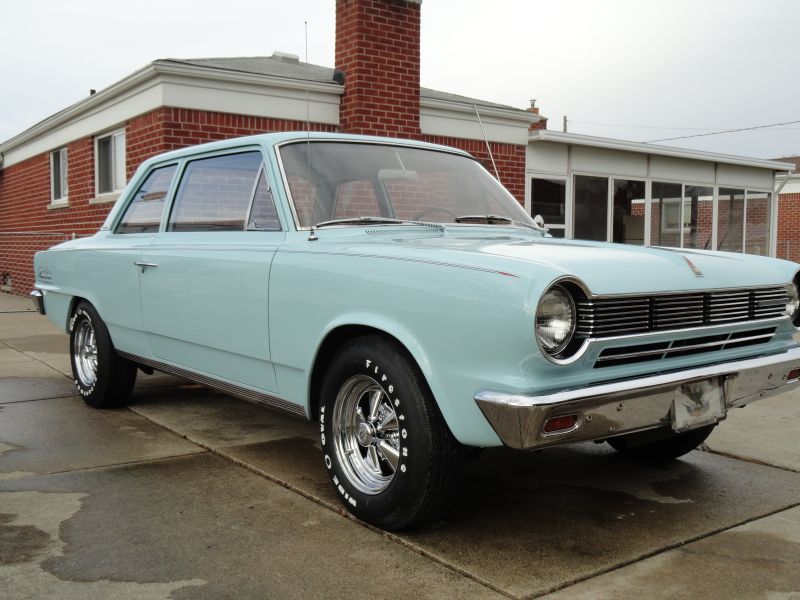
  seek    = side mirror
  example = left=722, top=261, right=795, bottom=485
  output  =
left=532, top=214, right=546, bottom=229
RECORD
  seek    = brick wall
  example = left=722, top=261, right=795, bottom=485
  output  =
left=777, top=193, right=800, bottom=263
left=336, top=0, right=422, bottom=138
left=0, top=108, right=337, bottom=294
left=422, top=135, right=526, bottom=204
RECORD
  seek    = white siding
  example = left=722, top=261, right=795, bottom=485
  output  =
left=571, top=146, right=647, bottom=178
left=650, top=156, right=715, bottom=184
left=717, top=164, right=775, bottom=190
left=526, top=141, right=569, bottom=175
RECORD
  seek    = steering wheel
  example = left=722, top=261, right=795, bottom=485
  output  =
left=412, top=207, right=458, bottom=222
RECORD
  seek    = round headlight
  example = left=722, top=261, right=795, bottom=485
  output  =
left=536, top=285, right=576, bottom=355
left=787, top=281, right=800, bottom=324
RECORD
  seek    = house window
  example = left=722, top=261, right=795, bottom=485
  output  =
left=50, top=147, right=68, bottom=203
left=531, top=177, right=566, bottom=238
left=96, top=130, right=126, bottom=195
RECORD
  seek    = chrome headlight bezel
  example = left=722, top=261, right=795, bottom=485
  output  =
left=786, top=273, right=800, bottom=327
left=535, top=284, right=577, bottom=358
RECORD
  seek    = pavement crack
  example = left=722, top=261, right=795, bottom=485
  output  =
left=3, top=451, right=209, bottom=480
left=701, top=447, right=800, bottom=473
left=128, top=405, right=516, bottom=600
left=525, top=499, right=800, bottom=599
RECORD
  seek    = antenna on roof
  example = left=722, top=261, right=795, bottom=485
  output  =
left=473, top=104, right=501, bottom=184
left=304, top=20, right=317, bottom=242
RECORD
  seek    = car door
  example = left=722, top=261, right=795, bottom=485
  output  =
left=86, top=162, right=178, bottom=357
left=138, top=149, right=284, bottom=392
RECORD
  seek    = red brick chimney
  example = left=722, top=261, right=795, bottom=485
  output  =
left=335, top=0, right=422, bottom=138
left=527, top=100, right=548, bottom=131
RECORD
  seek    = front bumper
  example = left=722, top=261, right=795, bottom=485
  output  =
left=475, top=347, right=800, bottom=450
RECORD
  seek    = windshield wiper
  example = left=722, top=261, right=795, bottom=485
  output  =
left=454, top=214, right=538, bottom=230
left=314, top=216, right=405, bottom=228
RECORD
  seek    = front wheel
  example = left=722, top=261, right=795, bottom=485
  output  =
left=69, top=301, right=137, bottom=408
left=319, top=335, right=463, bottom=530
left=607, top=424, right=716, bottom=461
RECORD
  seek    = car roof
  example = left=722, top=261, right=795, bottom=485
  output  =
left=140, top=132, right=473, bottom=169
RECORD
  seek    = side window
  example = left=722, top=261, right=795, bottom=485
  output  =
left=247, top=169, right=281, bottom=231
left=115, top=165, right=177, bottom=234
left=168, top=152, right=262, bottom=232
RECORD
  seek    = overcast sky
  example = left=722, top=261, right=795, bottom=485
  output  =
left=2, top=0, right=798, bottom=159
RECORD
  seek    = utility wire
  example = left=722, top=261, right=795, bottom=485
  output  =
left=570, top=119, right=800, bottom=132
left=643, top=119, right=800, bottom=143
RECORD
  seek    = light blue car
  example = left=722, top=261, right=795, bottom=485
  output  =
left=32, top=133, right=800, bottom=530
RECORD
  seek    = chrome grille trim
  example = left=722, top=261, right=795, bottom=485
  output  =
left=577, top=286, right=788, bottom=338
left=595, top=327, right=777, bottom=368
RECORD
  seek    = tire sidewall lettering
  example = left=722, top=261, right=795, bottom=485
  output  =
left=70, top=308, right=97, bottom=397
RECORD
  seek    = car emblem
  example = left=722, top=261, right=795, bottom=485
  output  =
left=756, top=298, right=786, bottom=308
left=682, top=256, right=703, bottom=277
left=38, top=268, right=54, bottom=282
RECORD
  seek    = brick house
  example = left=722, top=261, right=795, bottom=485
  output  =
left=0, top=0, right=539, bottom=295
left=771, top=156, right=800, bottom=263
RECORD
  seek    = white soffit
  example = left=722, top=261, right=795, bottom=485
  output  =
left=530, top=130, right=795, bottom=172
left=421, top=98, right=535, bottom=145
left=0, top=62, right=343, bottom=169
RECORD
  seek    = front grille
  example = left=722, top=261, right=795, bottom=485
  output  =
left=577, top=286, right=788, bottom=338
left=594, top=327, right=777, bottom=368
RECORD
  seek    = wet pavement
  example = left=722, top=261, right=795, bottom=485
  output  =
left=1, top=291, right=799, bottom=599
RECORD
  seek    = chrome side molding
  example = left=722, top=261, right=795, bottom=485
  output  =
left=118, top=351, right=307, bottom=419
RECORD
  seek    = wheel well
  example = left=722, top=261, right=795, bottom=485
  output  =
left=66, top=296, right=88, bottom=329
left=308, top=325, right=415, bottom=421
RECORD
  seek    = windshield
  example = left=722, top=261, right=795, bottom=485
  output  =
left=278, top=141, right=535, bottom=228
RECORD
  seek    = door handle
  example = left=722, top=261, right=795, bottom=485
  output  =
left=134, top=261, right=159, bottom=272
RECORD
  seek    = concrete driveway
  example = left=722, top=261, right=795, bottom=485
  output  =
left=1, top=292, right=799, bottom=599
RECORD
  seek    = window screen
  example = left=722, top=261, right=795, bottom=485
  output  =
left=115, top=165, right=177, bottom=234
left=168, top=152, right=263, bottom=232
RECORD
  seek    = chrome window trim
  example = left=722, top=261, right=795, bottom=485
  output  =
left=111, top=161, right=181, bottom=234
left=273, top=138, right=480, bottom=232
left=165, top=147, right=266, bottom=233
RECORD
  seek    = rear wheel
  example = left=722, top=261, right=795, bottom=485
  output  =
left=69, top=301, right=136, bottom=408
left=607, top=425, right=716, bottom=461
left=319, top=335, right=463, bottom=530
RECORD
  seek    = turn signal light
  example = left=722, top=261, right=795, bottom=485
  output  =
left=543, top=414, right=579, bottom=434
left=788, top=368, right=800, bottom=382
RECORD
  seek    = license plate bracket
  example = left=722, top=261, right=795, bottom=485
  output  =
left=671, top=376, right=727, bottom=432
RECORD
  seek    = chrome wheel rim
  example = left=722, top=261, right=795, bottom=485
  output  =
left=332, top=374, right=400, bottom=495
left=73, top=318, right=98, bottom=387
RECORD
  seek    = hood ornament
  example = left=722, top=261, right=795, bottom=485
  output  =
left=682, top=256, right=703, bottom=277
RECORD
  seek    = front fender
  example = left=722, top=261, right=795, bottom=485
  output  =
left=310, top=311, right=504, bottom=445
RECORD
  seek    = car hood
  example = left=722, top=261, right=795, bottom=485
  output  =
left=336, top=231, right=796, bottom=295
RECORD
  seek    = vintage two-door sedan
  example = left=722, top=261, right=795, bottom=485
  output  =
left=32, top=133, right=800, bottom=530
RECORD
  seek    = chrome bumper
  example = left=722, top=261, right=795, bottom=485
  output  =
left=475, top=347, right=800, bottom=450
left=30, top=290, right=45, bottom=315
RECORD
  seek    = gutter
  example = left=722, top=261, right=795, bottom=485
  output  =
left=421, top=96, right=537, bottom=125
left=529, top=129, right=795, bottom=172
